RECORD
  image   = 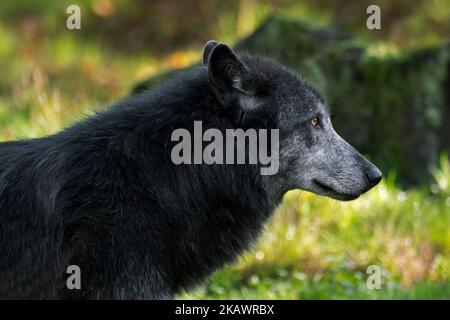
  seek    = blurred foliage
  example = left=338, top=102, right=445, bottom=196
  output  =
left=0, top=0, right=449, bottom=299
left=0, top=0, right=448, bottom=55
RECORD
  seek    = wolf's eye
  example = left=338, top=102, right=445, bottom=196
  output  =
left=310, top=117, right=318, bottom=127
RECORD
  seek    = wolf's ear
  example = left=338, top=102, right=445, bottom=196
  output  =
left=203, top=40, right=219, bottom=65
left=207, top=43, right=250, bottom=98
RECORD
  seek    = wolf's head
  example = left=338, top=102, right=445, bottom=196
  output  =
left=203, top=41, right=382, bottom=201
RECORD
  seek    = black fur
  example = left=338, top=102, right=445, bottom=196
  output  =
left=0, top=59, right=282, bottom=299
left=0, top=42, right=381, bottom=299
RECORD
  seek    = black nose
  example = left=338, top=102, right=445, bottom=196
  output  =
left=365, top=165, right=383, bottom=186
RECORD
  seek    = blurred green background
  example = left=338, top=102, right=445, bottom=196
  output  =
left=0, top=0, right=449, bottom=299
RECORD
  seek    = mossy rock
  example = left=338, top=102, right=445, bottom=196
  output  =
left=132, top=15, right=450, bottom=186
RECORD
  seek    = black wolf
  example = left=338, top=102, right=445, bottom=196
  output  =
left=0, top=41, right=381, bottom=299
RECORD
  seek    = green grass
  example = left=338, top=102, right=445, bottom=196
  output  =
left=180, top=269, right=450, bottom=300
left=0, top=17, right=449, bottom=300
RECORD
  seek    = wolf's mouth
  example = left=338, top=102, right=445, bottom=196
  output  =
left=312, top=179, right=359, bottom=201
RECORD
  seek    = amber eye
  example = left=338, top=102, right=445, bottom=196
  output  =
left=311, top=117, right=318, bottom=126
